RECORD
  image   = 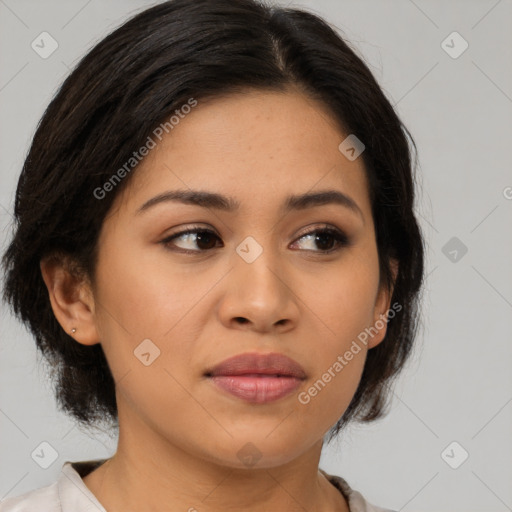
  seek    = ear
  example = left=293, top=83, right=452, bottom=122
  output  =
left=367, top=258, right=399, bottom=349
left=40, top=253, right=100, bottom=346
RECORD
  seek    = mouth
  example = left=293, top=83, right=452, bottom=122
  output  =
left=204, top=352, right=306, bottom=404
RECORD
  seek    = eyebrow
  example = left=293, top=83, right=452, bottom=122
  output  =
left=136, top=189, right=364, bottom=220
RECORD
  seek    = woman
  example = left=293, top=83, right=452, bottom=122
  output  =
left=1, top=0, right=424, bottom=510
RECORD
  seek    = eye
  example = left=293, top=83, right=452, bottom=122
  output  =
left=160, top=225, right=350, bottom=254
left=290, top=226, right=350, bottom=253
left=161, top=228, right=223, bottom=253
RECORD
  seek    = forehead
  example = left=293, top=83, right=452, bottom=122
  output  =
left=114, top=89, right=371, bottom=219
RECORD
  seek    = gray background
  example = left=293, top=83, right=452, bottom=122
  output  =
left=1, top=1, right=511, bottom=510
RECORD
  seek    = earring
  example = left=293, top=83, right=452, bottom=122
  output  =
left=71, top=328, right=77, bottom=334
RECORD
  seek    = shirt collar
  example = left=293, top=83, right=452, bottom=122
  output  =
left=57, top=460, right=107, bottom=512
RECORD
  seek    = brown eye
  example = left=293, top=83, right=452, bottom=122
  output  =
left=291, top=227, right=350, bottom=253
left=161, top=229, right=222, bottom=253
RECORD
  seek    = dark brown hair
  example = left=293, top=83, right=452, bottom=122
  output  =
left=2, top=0, right=425, bottom=440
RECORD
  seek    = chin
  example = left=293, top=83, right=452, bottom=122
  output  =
left=202, top=434, right=312, bottom=471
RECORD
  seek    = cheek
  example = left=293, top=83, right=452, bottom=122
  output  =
left=94, top=239, right=201, bottom=338
left=91, top=245, right=203, bottom=420
left=309, top=252, right=380, bottom=345
left=91, top=240, right=213, bottom=385
left=299, top=350, right=365, bottom=420
left=289, top=251, right=380, bottom=430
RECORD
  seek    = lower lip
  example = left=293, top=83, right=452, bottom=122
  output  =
left=209, top=375, right=303, bottom=403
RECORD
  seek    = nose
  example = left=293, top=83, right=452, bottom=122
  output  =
left=216, top=246, right=300, bottom=334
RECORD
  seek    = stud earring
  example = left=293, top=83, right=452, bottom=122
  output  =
left=71, top=328, right=77, bottom=334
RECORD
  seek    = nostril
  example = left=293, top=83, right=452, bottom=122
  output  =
left=234, top=317, right=249, bottom=324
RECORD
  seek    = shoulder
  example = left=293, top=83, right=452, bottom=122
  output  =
left=0, top=480, right=59, bottom=511
left=0, top=459, right=108, bottom=512
left=320, top=469, right=397, bottom=512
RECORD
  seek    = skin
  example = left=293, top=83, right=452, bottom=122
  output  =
left=41, top=87, right=397, bottom=512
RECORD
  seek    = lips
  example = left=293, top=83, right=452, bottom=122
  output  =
left=205, top=352, right=307, bottom=379
left=205, top=352, right=306, bottom=404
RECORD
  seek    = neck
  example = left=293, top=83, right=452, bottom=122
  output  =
left=83, top=415, right=349, bottom=511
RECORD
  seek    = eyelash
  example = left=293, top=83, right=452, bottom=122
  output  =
left=160, top=225, right=350, bottom=255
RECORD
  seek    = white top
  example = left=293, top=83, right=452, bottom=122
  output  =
left=0, top=459, right=395, bottom=512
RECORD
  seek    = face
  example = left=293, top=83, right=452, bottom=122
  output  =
left=69, top=89, right=393, bottom=469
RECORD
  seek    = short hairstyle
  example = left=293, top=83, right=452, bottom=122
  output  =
left=2, top=0, right=425, bottom=439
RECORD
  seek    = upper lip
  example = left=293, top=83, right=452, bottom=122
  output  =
left=205, top=352, right=307, bottom=379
